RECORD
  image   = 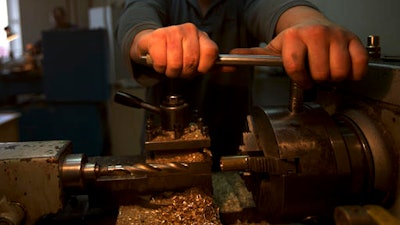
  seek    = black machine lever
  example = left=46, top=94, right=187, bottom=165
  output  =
left=114, top=91, right=190, bottom=134
left=114, top=91, right=161, bottom=115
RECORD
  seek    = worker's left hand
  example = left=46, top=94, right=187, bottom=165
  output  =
left=230, top=10, right=368, bottom=89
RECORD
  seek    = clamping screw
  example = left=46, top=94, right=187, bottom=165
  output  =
left=366, top=35, right=381, bottom=59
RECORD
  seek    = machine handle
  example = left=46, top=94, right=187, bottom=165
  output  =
left=139, top=54, right=283, bottom=67
left=215, top=54, right=283, bottom=66
left=114, top=91, right=161, bottom=114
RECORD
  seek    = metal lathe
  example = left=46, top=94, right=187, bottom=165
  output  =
left=1, top=48, right=400, bottom=224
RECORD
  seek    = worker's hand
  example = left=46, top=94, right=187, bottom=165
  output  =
left=130, top=23, right=219, bottom=79
left=274, top=6, right=368, bottom=89
left=231, top=7, right=369, bottom=89
left=271, top=21, right=368, bottom=89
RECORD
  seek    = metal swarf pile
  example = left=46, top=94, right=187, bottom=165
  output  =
left=117, top=187, right=221, bottom=225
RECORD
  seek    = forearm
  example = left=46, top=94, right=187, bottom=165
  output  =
left=244, top=0, right=319, bottom=43
left=275, top=6, right=329, bottom=34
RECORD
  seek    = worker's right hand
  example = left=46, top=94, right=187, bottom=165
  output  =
left=130, top=23, right=219, bottom=79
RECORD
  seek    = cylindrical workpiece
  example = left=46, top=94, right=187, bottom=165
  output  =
left=220, top=155, right=249, bottom=171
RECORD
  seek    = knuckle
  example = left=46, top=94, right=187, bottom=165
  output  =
left=182, top=22, right=197, bottom=29
left=307, top=25, right=330, bottom=38
left=266, top=43, right=281, bottom=54
left=151, top=28, right=166, bottom=39
left=180, top=23, right=198, bottom=34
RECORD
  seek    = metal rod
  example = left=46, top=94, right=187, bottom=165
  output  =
left=216, top=54, right=283, bottom=66
left=139, top=54, right=283, bottom=67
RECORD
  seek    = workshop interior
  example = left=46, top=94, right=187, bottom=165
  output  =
left=0, top=0, right=399, bottom=225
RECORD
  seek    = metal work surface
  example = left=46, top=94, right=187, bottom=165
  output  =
left=0, top=140, right=71, bottom=159
left=0, top=140, right=72, bottom=225
left=340, top=62, right=400, bottom=106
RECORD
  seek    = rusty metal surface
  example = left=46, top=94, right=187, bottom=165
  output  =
left=0, top=194, right=25, bottom=225
left=0, top=140, right=71, bottom=160
left=0, top=140, right=72, bottom=225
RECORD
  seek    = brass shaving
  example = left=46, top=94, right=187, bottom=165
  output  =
left=151, top=123, right=207, bottom=142
left=147, top=151, right=211, bottom=163
left=117, top=187, right=221, bottom=225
